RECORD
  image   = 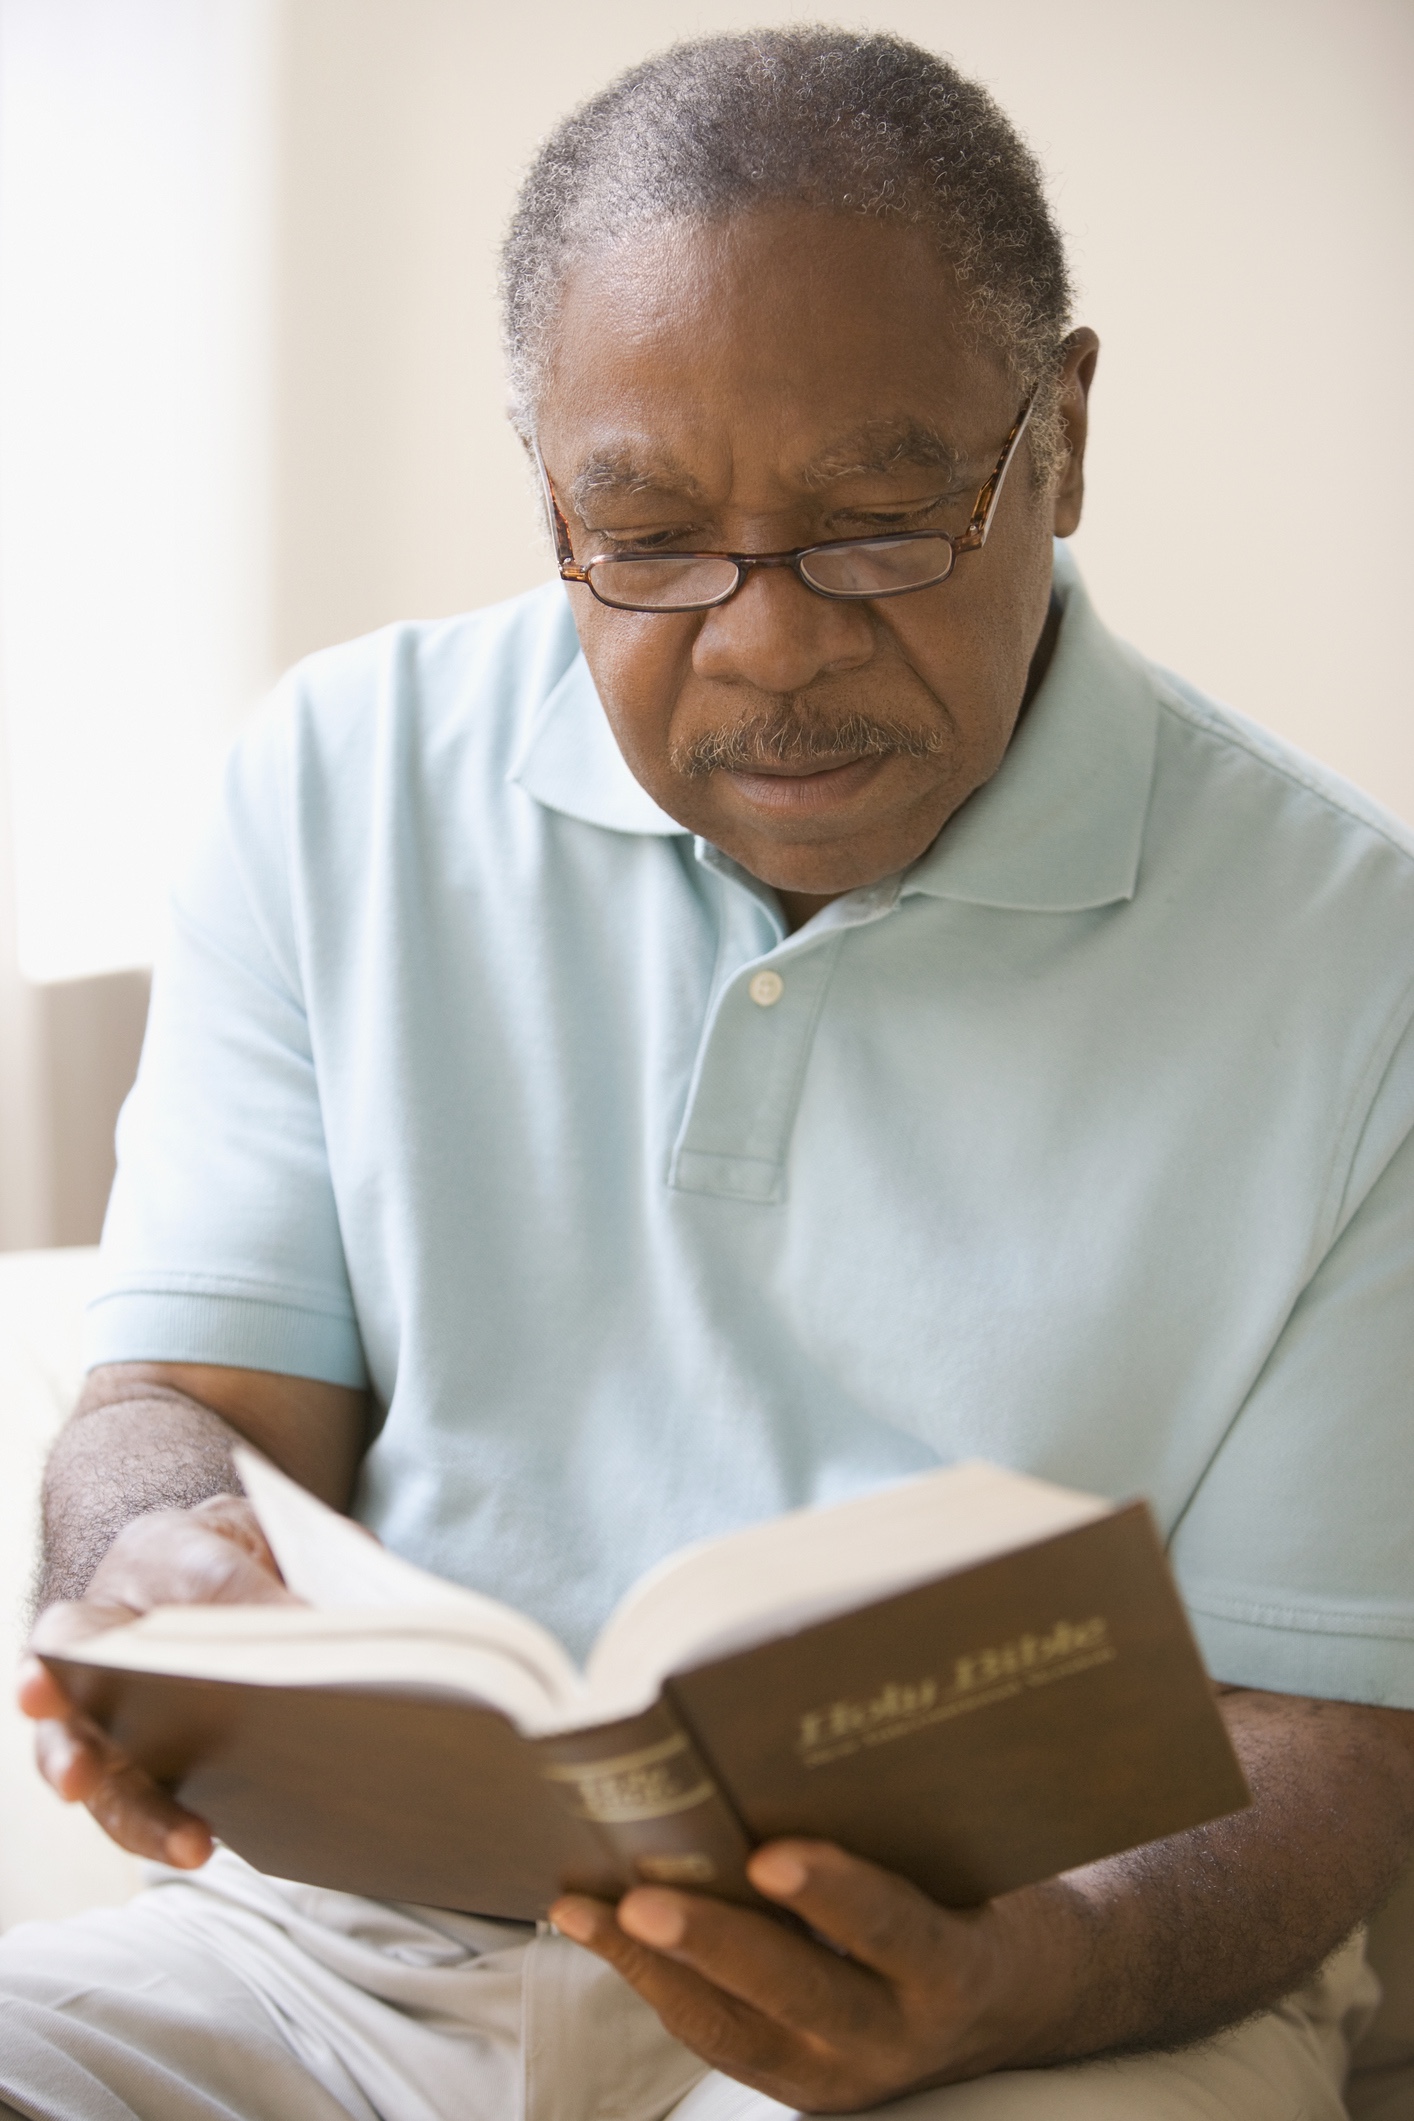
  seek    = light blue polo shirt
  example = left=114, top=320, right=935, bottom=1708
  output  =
left=90, top=546, right=1414, bottom=1704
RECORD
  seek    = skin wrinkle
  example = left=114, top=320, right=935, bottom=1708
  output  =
left=571, top=418, right=965, bottom=523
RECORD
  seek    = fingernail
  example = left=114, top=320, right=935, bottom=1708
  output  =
left=549, top=1900, right=595, bottom=1943
left=618, top=1890, right=686, bottom=1948
left=749, top=1847, right=809, bottom=1897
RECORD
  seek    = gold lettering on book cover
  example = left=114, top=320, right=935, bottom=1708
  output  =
left=795, top=1617, right=1114, bottom=1768
left=542, top=1733, right=718, bottom=1824
left=635, top=1852, right=718, bottom=1885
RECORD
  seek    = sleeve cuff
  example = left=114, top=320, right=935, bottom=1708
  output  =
left=84, top=1286, right=369, bottom=1391
left=1184, top=1586, right=1414, bottom=1710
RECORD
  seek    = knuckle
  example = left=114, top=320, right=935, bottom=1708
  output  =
left=857, top=1904, right=915, bottom=1960
left=855, top=1885, right=945, bottom=1967
left=97, top=1503, right=274, bottom=1607
left=799, top=2037, right=911, bottom=2115
left=656, top=1986, right=776, bottom=2073
left=87, top=1771, right=166, bottom=1856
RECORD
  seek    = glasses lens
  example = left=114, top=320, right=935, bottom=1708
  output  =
left=799, top=535, right=955, bottom=598
left=586, top=555, right=741, bottom=611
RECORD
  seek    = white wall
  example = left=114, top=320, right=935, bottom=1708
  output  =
left=0, top=0, right=276, bottom=986
left=2, top=0, right=1411, bottom=991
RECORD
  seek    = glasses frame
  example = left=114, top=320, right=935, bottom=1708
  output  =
left=534, top=390, right=1037, bottom=615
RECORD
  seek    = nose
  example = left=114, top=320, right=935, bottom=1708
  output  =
left=690, top=563, right=875, bottom=695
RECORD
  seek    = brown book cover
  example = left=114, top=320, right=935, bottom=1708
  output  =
left=48, top=1488, right=1248, bottom=1922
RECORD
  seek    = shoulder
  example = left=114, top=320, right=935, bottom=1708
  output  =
left=200, top=582, right=578, bottom=922
left=1140, top=656, right=1414, bottom=940
left=272, top=579, right=577, bottom=765
left=1151, top=661, right=1414, bottom=868
left=212, top=581, right=576, bottom=856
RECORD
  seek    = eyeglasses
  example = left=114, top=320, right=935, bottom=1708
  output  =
left=535, top=392, right=1035, bottom=615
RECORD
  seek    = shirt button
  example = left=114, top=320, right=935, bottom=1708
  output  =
left=748, top=969, right=785, bottom=1007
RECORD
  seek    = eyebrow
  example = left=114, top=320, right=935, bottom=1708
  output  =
left=565, top=417, right=965, bottom=517
left=568, top=452, right=707, bottom=515
left=799, top=419, right=963, bottom=490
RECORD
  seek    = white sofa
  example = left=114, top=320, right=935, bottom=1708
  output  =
left=1, top=1247, right=1410, bottom=2110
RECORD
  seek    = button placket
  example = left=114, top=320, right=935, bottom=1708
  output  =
left=669, top=931, right=844, bottom=1203
left=669, top=855, right=905, bottom=1204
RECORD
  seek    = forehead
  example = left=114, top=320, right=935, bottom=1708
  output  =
left=538, top=207, right=1014, bottom=487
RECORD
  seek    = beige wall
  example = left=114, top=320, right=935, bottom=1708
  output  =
left=2, top=0, right=1411, bottom=1245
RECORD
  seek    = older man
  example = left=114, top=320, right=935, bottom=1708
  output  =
left=6, top=28, right=1413, bottom=2121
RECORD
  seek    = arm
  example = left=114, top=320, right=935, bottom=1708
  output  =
left=18, top=1360, right=368, bottom=1868
left=551, top=1686, right=1414, bottom=2111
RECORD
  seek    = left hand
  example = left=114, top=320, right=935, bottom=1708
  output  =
left=550, top=1840, right=1076, bottom=2112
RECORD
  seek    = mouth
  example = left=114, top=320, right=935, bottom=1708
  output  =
left=719, top=753, right=888, bottom=813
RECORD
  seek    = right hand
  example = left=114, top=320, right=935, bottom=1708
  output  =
left=17, top=1494, right=299, bottom=1868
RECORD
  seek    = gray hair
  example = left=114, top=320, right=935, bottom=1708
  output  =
left=500, top=27, right=1075, bottom=483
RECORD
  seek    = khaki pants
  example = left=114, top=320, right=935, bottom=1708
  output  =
left=0, top=1850, right=1378, bottom=2121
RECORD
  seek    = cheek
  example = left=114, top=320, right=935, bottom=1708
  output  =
left=886, top=528, right=1053, bottom=720
left=878, top=598, right=1007, bottom=726
left=573, top=605, right=700, bottom=765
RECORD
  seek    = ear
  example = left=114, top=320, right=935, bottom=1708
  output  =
left=1051, top=329, right=1100, bottom=539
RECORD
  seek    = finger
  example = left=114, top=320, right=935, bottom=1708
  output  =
left=600, top=1878, right=881, bottom=2042
left=550, top=1895, right=797, bottom=2087
left=85, top=1754, right=214, bottom=1867
left=16, top=1653, right=86, bottom=1721
left=29, top=1599, right=144, bottom=1658
left=34, top=1717, right=212, bottom=1866
left=34, top=1715, right=111, bottom=1802
left=86, top=1509, right=298, bottom=1612
left=24, top=1608, right=150, bottom=1740
left=184, top=1495, right=289, bottom=1586
left=748, top=1839, right=966, bottom=1988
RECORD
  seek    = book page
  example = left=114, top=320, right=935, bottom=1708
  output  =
left=582, top=1461, right=1108, bottom=1722
left=68, top=1604, right=568, bottom=1732
left=232, top=1448, right=585, bottom=1711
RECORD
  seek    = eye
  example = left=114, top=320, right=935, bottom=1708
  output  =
left=827, top=493, right=958, bottom=534
left=579, top=520, right=708, bottom=556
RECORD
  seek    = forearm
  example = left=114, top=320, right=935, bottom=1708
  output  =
left=38, top=1361, right=369, bottom=1613
left=38, top=1382, right=242, bottom=1609
left=1013, top=1685, right=1414, bottom=2063
left=551, top=1682, right=1414, bottom=2116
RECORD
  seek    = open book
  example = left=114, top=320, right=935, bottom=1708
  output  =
left=48, top=1457, right=1248, bottom=1920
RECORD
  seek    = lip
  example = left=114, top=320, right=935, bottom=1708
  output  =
left=720, top=754, right=886, bottom=814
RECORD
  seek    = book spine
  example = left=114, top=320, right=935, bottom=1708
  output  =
left=535, top=1699, right=760, bottom=1905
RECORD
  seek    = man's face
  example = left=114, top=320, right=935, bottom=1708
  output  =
left=535, top=207, right=1095, bottom=908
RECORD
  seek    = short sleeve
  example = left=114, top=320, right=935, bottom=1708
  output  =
left=1170, top=1015, right=1414, bottom=1706
left=86, top=685, right=368, bottom=1389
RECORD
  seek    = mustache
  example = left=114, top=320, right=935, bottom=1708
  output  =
left=670, top=704, right=949, bottom=778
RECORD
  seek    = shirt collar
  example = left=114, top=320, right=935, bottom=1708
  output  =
left=901, top=543, right=1158, bottom=912
left=509, top=547, right=1159, bottom=907
left=508, top=598, right=685, bottom=836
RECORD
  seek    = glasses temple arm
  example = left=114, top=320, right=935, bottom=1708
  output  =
left=531, top=440, right=587, bottom=578
left=963, top=388, right=1039, bottom=549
